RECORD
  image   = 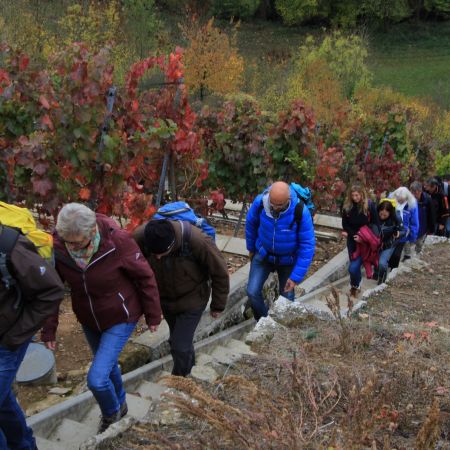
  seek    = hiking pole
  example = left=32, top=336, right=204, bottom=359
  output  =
left=89, top=86, right=117, bottom=210
left=233, top=203, right=247, bottom=237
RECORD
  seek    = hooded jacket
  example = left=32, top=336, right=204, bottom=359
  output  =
left=245, top=186, right=315, bottom=284
left=41, top=214, right=161, bottom=342
left=0, top=232, right=64, bottom=350
left=133, top=221, right=229, bottom=315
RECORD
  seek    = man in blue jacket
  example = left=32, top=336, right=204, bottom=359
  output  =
left=245, top=181, right=315, bottom=321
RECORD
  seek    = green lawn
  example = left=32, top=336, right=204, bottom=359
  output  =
left=227, top=19, right=450, bottom=109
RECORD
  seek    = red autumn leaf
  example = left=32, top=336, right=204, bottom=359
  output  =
left=425, top=321, right=438, bottom=328
left=33, top=162, right=49, bottom=176
left=41, top=114, right=54, bottom=130
left=131, top=99, right=139, bottom=112
left=39, top=95, right=51, bottom=110
left=18, top=54, right=29, bottom=71
left=402, top=332, right=415, bottom=341
left=32, top=178, right=53, bottom=197
left=78, top=187, right=91, bottom=201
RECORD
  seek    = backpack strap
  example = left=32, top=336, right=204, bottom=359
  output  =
left=178, top=220, right=192, bottom=257
left=0, top=225, right=22, bottom=308
left=289, top=199, right=304, bottom=230
left=158, top=207, right=191, bottom=217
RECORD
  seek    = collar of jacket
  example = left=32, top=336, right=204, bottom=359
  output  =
left=54, top=214, right=116, bottom=270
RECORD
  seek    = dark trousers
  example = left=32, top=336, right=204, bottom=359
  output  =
left=389, top=242, right=406, bottom=269
left=163, top=307, right=205, bottom=377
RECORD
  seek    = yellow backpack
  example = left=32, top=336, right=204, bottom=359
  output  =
left=0, top=201, right=53, bottom=262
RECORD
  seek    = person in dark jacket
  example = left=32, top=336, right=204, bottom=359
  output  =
left=405, top=181, right=436, bottom=257
left=41, top=203, right=161, bottom=433
left=134, top=219, right=229, bottom=377
left=424, top=177, right=449, bottom=236
left=373, top=199, right=405, bottom=284
left=342, top=183, right=378, bottom=297
left=0, top=227, right=64, bottom=450
left=245, top=181, right=315, bottom=321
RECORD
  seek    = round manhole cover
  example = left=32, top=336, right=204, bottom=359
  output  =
left=16, top=343, right=55, bottom=384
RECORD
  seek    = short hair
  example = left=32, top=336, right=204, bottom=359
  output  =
left=426, top=177, right=439, bottom=187
left=56, top=203, right=97, bottom=239
left=410, top=181, right=422, bottom=192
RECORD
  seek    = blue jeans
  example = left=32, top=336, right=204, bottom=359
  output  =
left=378, top=247, right=396, bottom=272
left=348, top=255, right=363, bottom=289
left=0, top=340, right=36, bottom=450
left=82, top=322, right=136, bottom=417
left=247, top=255, right=295, bottom=321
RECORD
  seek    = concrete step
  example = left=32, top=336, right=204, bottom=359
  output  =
left=48, top=418, right=93, bottom=450
left=196, top=353, right=214, bottom=366
left=125, top=393, right=153, bottom=419
left=135, top=380, right=168, bottom=401
left=190, top=365, right=219, bottom=383
left=210, top=345, right=244, bottom=366
left=35, top=437, right=63, bottom=450
left=225, top=339, right=256, bottom=356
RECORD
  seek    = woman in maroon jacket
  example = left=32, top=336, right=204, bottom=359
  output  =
left=41, top=203, right=161, bottom=433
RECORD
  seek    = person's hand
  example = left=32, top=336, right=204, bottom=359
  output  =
left=149, top=325, right=159, bottom=333
left=354, top=234, right=362, bottom=243
left=439, top=224, right=445, bottom=231
left=45, top=341, right=57, bottom=351
left=284, top=278, right=297, bottom=292
left=249, top=251, right=254, bottom=261
left=341, top=231, right=348, bottom=238
left=210, top=310, right=221, bottom=319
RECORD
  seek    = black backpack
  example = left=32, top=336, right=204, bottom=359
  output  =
left=0, top=225, right=22, bottom=307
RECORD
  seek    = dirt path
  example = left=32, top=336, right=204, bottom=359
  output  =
left=110, top=242, right=450, bottom=449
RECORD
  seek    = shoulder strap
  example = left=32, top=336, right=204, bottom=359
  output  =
left=0, top=225, right=20, bottom=290
left=289, top=199, right=304, bottom=229
left=178, top=220, right=192, bottom=256
left=158, top=207, right=191, bottom=217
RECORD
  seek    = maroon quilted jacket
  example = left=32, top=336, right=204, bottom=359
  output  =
left=41, top=214, right=161, bottom=341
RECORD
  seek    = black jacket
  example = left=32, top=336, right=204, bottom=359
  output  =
left=342, top=201, right=379, bottom=253
left=373, top=213, right=405, bottom=250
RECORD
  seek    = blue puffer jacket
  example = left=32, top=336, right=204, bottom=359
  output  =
left=245, top=187, right=315, bottom=283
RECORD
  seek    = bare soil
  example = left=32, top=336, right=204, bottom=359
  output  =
left=109, top=243, right=450, bottom=450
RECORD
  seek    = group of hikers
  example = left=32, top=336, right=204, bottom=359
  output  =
left=0, top=176, right=448, bottom=449
left=342, top=176, right=449, bottom=295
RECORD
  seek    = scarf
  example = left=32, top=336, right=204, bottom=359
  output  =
left=66, top=226, right=101, bottom=269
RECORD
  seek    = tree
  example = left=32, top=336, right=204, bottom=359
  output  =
left=181, top=17, right=244, bottom=100
left=361, top=0, right=411, bottom=30
left=210, top=0, right=261, bottom=19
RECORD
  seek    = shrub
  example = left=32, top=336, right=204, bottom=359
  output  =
left=210, top=0, right=261, bottom=19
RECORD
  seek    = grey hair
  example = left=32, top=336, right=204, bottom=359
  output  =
left=391, top=187, right=417, bottom=210
left=410, top=181, right=422, bottom=192
left=56, top=203, right=97, bottom=239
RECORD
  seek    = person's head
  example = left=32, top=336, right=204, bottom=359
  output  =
left=378, top=199, right=396, bottom=221
left=391, top=187, right=417, bottom=209
left=56, top=203, right=97, bottom=250
left=424, top=177, right=439, bottom=194
left=144, top=220, right=175, bottom=259
left=269, top=181, right=291, bottom=213
left=344, top=183, right=369, bottom=213
left=409, top=181, right=423, bottom=201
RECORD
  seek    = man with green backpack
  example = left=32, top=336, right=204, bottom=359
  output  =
left=0, top=205, right=65, bottom=450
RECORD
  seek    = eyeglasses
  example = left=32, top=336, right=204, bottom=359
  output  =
left=63, top=237, right=91, bottom=249
left=270, top=200, right=290, bottom=211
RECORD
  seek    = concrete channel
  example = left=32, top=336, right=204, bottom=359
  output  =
left=26, top=214, right=350, bottom=450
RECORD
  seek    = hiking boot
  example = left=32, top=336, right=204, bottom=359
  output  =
left=349, top=286, right=360, bottom=298
left=98, top=410, right=121, bottom=433
left=120, top=400, right=128, bottom=418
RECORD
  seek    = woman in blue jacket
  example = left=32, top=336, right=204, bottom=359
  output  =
left=388, top=187, right=419, bottom=268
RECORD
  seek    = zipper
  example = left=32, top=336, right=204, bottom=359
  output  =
left=118, top=292, right=130, bottom=319
left=272, top=218, right=277, bottom=253
left=82, top=247, right=116, bottom=331
left=82, top=271, right=101, bottom=331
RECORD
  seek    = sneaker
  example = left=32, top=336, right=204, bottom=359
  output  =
left=98, top=410, right=121, bottom=433
left=120, top=400, right=128, bottom=418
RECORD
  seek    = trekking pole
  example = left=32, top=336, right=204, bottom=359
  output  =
left=379, top=133, right=388, bottom=157
left=89, top=86, right=117, bottom=210
left=155, top=150, right=170, bottom=209
left=0, top=161, right=11, bottom=203
left=233, top=202, right=247, bottom=237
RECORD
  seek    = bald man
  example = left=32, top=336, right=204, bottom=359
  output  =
left=245, top=181, right=315, bottom=321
